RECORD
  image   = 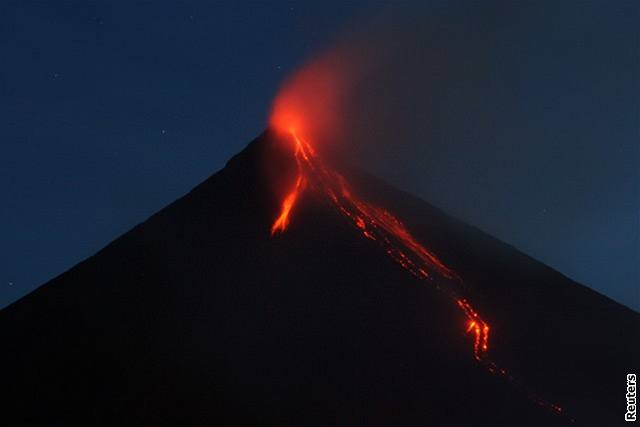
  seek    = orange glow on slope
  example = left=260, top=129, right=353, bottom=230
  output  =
left=271, top=141, right=306, bottom=235
left=270, top=175, right=304, bottom=235
left=269, top=128, right=568, bottom=419
left=458, top=298, right=490, bottom=360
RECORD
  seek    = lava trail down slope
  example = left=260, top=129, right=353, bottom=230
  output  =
left=1, top=130, right=638, bottom=426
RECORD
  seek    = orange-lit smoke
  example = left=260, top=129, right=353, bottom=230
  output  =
left=268, top=24, right=383, bottom=150
left=270, top=55, right=346, bottom=142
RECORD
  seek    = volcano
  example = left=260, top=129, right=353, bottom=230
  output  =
left=2, top=130, right=638, bottom=426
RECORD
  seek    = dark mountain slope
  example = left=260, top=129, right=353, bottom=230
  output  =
left=2, top=130, right=638, bottom=426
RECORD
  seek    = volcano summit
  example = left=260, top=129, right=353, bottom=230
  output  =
left=2, top=130, right=638, bottom=426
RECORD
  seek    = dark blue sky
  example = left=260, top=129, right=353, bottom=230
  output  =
left=1, top=1, right=638, bottom=310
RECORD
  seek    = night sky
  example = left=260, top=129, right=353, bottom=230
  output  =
left=1, top=1, right=638, bottom=310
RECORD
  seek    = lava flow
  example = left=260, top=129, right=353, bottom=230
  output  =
left=271, top=129, right=490, bottom=360
left=271, top=141, right=306, bottom=236
left=269, top=128, right=569, bottom=419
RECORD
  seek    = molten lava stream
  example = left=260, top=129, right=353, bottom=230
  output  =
left=271, top=141, right=306, bottom=236
left=271, top=130, right=490, bottom=355
left=269, top=129, right=567, bottom=419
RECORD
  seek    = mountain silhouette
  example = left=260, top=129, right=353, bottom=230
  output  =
left=2, top=130, right=638, bottom=426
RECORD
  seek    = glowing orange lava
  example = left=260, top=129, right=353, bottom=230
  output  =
left=271, top=140, right=306, bottom=235
left=269, top=128, right=568, bottom=419
left=271, top=128, right=490, bottom=352
left=271, top=129, right=488, bottom=355
left=458, top=298, right=490, bottom=360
